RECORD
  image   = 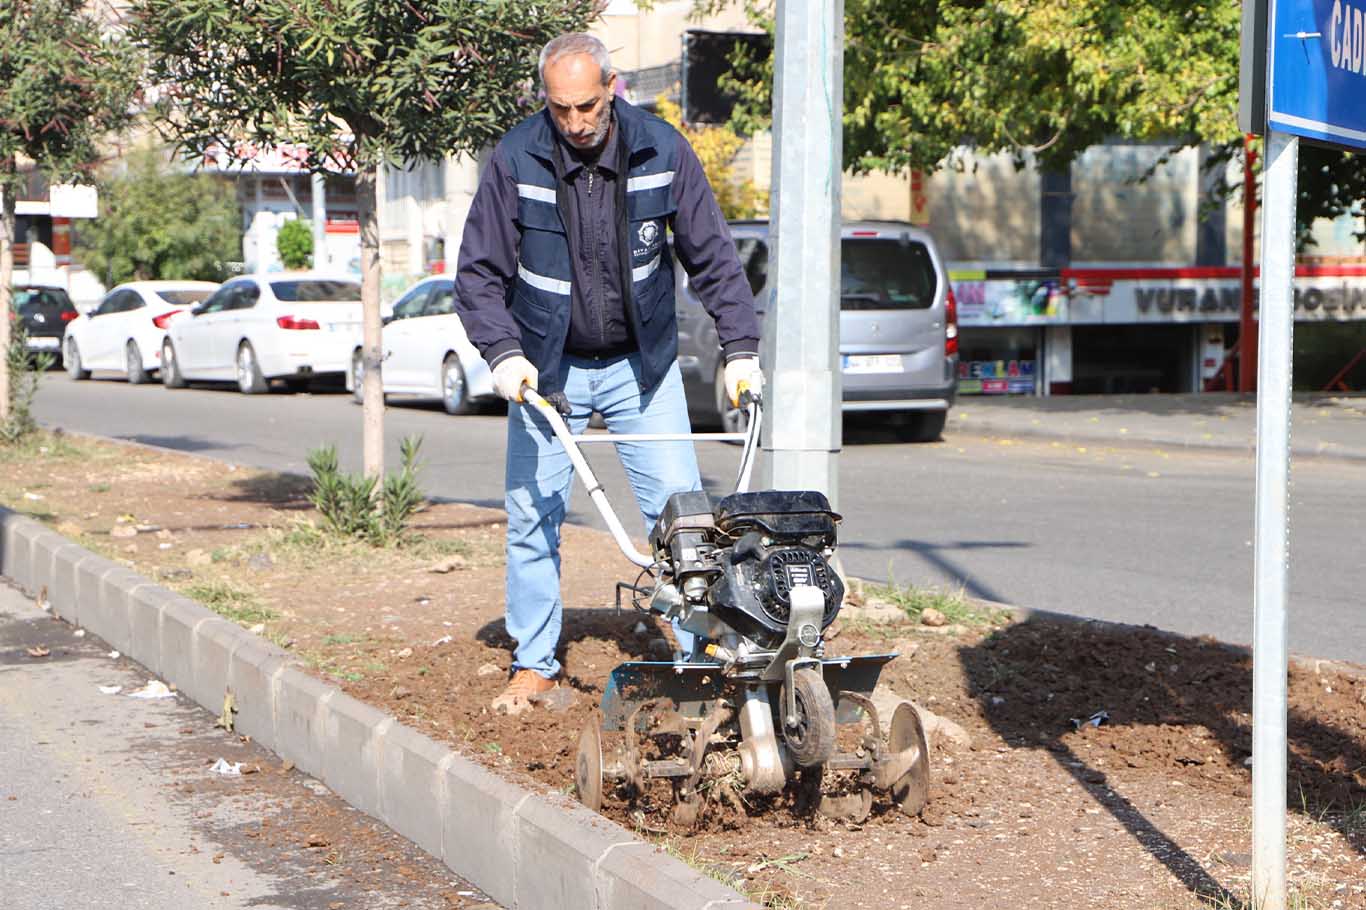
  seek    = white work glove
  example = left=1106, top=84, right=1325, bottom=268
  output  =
left=723, top=356, right=763, bottom=407
left=492, top=355, right=538, bottom=403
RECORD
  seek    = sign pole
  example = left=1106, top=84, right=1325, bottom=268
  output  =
left=1250, top=127, right=1297, bottom=910
left=1239, top=135, right=1258, bottom=393
left=762, top=0, right=844, bottom=505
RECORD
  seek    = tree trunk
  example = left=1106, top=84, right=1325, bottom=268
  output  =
left=356, top=166, right=384, bottom=479
left=0, top=158, right=16, bottom=425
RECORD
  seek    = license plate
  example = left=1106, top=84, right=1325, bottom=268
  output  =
left=27, top=337, right=60, bottom=349
left=842, top=354, right=903, bottom=374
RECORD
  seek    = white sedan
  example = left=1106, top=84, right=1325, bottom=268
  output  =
left=63, top=280, right=219, bottom=383
left=345, top=276, right=494, bottom=414
left=161, top=273, right=361, bottom=394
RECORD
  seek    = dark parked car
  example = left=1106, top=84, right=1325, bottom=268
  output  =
left=675, top=221, right=959, bottom=442
left=11, top=285, right=78, bottom=365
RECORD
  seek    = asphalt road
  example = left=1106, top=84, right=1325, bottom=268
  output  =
left=0, top=584, right=496, bottom=910
left=33, top=375, right=1366, bottom=664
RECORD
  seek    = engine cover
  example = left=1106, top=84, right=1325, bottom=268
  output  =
left=760, top=547, right=843, bottom=626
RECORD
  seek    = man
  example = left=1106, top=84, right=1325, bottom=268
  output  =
left=455, top=32, right=762, bottom=715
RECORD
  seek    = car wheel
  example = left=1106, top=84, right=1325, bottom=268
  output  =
left=65, top=338, right=91, bottom=381
left=350, top=349, right=365, bottom=405
left=125, top=341, right=151, bottom=385
left=161, top=340, right=186, bottom=388
left=441, top=354, right=473, bottom=415
left=236, top=341, right=268, bottom=395
left=713, top=364, right=750, bottom=436
left=894, top=410, right=947, bottom=444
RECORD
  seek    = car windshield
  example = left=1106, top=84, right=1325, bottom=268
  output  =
left=269, top=280, right=361, bottom=302
left=156, top=289, right=214, bottom=306
left=12, top=287, right=74, bottom=314
left=840, top=238, right=937, bottom=310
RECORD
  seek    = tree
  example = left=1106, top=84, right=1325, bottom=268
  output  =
left=712, top=0, right=1365, bottom=244
left=76, top=149, right=241, bottom=285
left=655, top=96, right=766, bottom=220
left=0, top=0, right=139, bottom=421
left=132, top=0, right=596, bottom=479
left=276, top=218, right=313, bottom=271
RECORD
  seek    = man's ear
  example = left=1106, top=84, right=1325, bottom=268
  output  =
left=605, top=70, right=618, bottom=97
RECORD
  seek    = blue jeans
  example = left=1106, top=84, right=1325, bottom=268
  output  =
left=504, top=354, right=701, bottom=678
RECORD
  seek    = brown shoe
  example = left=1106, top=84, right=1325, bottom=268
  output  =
left=491, top=669, right=558, bottom=716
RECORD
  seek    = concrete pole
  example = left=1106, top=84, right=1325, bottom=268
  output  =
left=311, top=171, right=328, bottom=270
left=761, top=0, right=843, bottom=505
left=1250, top=128, right=1297, bottom=910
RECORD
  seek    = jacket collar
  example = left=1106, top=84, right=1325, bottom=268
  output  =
left=525, top=97, right=655, bottom=165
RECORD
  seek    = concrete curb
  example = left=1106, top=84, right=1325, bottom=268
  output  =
left=1, top=507, right=756, bottom=910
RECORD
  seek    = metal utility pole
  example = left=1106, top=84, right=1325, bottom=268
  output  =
left=1250, top=127, right=1297, bottom=910
left=761, top=0, right=844, bottom=505
left=311, top=171, right=328, bottom=270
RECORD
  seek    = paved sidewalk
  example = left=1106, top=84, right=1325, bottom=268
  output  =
left=947, top=391, right=1366, bottom=461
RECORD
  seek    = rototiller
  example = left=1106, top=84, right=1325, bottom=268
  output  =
left=522, top=385, right=930, bottom=825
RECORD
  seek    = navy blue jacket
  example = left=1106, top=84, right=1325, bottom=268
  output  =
left=454, top=98, right=760, bottom=394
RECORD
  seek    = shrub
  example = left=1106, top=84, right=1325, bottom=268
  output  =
left=1, top=323, right=54, bottom=444
left=276, top=218, right=314, bottom=270
left=307, top=435, right=424, bottom=546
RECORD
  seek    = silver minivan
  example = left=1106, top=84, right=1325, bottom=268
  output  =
left=675, top=220, right=958, bottom=442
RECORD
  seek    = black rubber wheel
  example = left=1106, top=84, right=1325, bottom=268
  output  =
left=126, top=341, right=151, bottom=385
left=65, top=338, right=90, bottom=380
left=235, top=341, right=268, bottom=394
left=441, top=354, right=473, bottom=415
left=895, top=410, right=947, bottom=443
left=782, top=667, right=837, bottom=768
left=161, top=340, right=186, bottom=388
left=350, top=349, right=365, bottom=405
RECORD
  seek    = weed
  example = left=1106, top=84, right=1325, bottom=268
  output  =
left=182, top=579, right=278, bottom=625
left=321, top=632, right=365, bottom=646
left=306, top=435, right=424, bottom=547
left=417, top=666, right=429, bottom=677
left=865, top=568, right=1008, bottom=628
left=88, top=482, right=111, bottom=493
left=0, top=429, right=86, bottom=464
left=364, top=660, right=386, bottom=674
left=483, top=742, right=503, bottom=755
left=340, top=671, right=363, bottom=683
left=655, top=838, right=807, bottom=909
left=0, top=324, right=53, bottom=445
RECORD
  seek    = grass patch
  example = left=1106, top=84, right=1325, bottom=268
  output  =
left=654, top=839, right=805, bottom=909
left=88, top=482, right=111, bottom=493
left=862, top=575, right=1008, bottom=628
left=321, top=632, right=366, bottom=646
left=181, top=579, right=278, bottom=625
left=0, top=429, right=90, bottom=464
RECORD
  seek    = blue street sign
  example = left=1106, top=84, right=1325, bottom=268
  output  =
left=1268, top=0, right=1366, bottom=150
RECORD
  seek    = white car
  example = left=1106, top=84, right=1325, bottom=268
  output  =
left=345, top=276, right=494, bottom=414
left=63, top=281, right=219, bottom=383
left=161, top=273, right=362, bottom=394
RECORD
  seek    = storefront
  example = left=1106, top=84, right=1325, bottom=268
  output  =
left=951, top=263, right=1366, bottom=395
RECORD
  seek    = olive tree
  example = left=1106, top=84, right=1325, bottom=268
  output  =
left=132, top=0, right=596, bottom=476
left=0, top=0, right=139, bottom=421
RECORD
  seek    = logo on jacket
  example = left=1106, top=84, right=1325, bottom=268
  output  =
left=638, top=221, right=659, bottom=247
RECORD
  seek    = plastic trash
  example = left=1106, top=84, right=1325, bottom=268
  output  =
left=127, top=680, right=175, bottom=699
left=210, top=758, right=243, bottom=776
left=98, top=685, right=122, bottom=695
left=1070, top=710, right=1110, bottom=731
left=108, top=651, right=120, bottom=659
